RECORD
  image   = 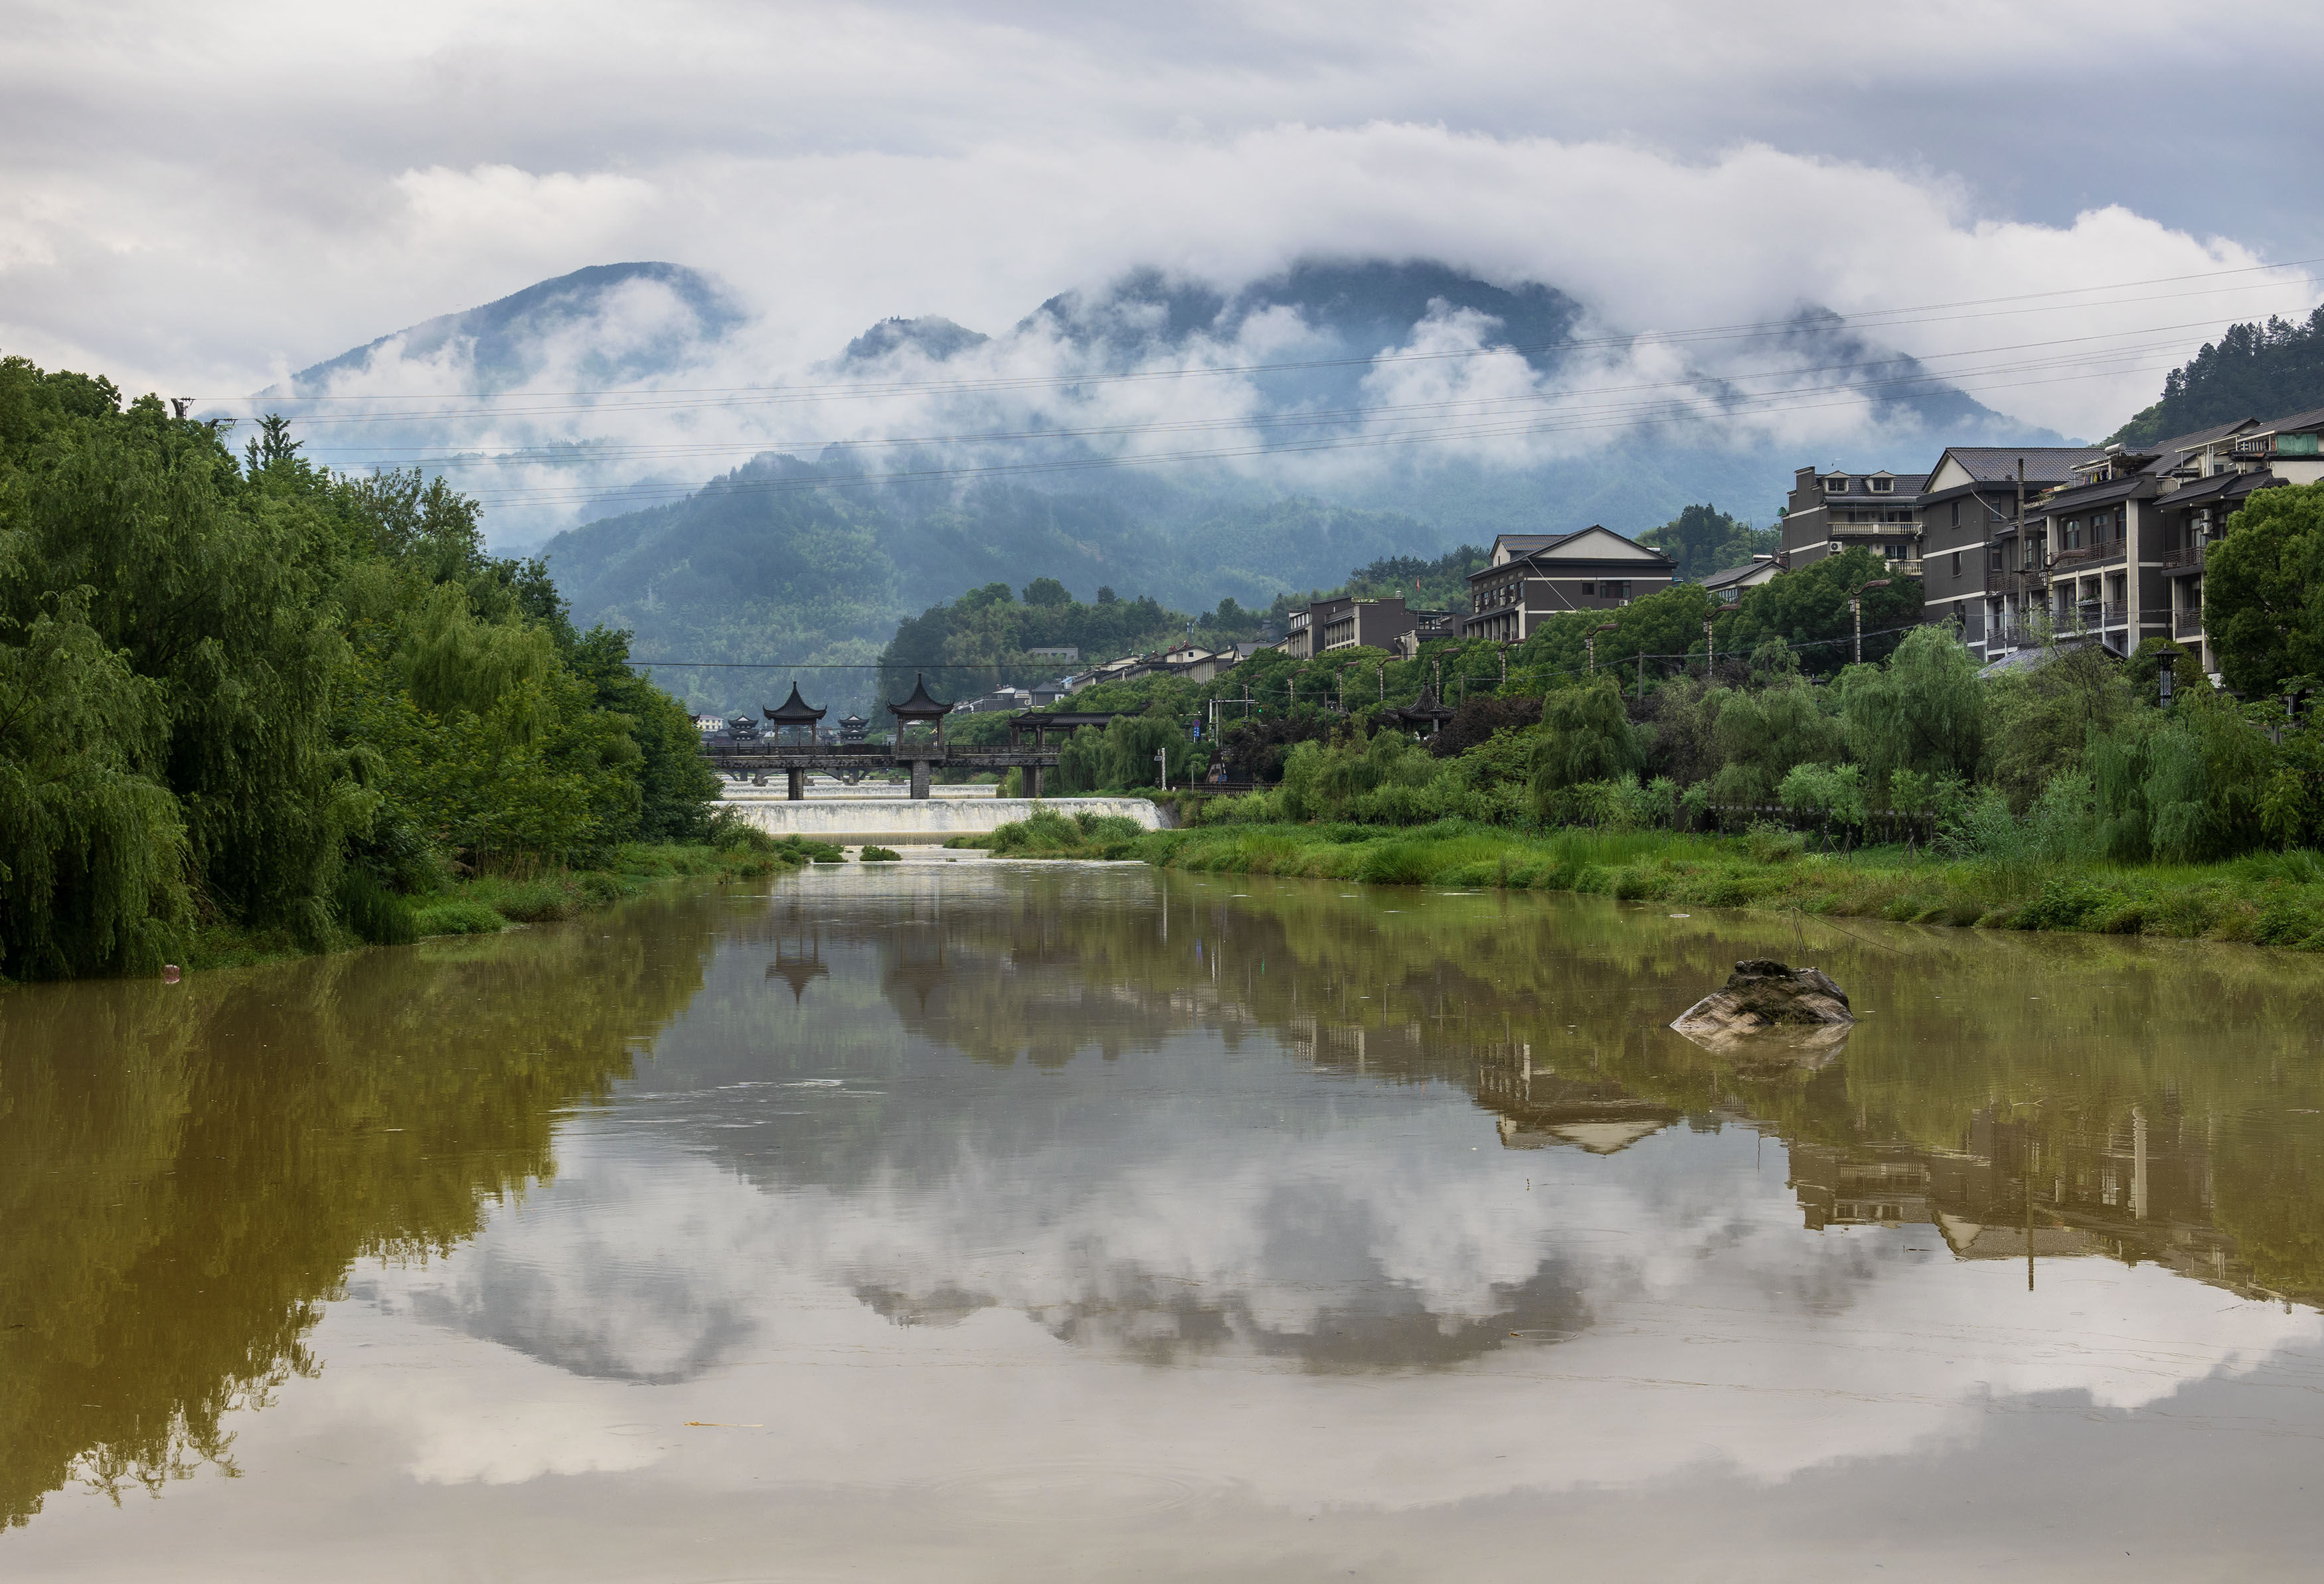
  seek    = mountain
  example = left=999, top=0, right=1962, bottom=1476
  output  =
left=269, top=262, right=743, bottom=394
left=2108, top=307, right=2324, bottom=447
left=262, top=256, right=2067, bottom=714
left=544, top=459, right=1436, bottom=717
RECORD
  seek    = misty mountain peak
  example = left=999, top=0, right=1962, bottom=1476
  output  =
left=1026, top=257, right=1584, bottom=372
left=841, top=315, right=992, bottom=364
left=275, top=260, right=742, bottom=394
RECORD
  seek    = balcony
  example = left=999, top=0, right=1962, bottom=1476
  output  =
left=1992, top=569, right=2046, bottom=597
left=2173, top=608, right=2204, bottom=638
left=2052, top=543, right=2125, bottom=570
left=2160, top=542, right=2208, bottom=573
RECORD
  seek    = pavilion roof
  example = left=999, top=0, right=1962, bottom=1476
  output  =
left=1386, top=688, right=1457, bottom=723
left=886, top=672, right=953, bottom=720
left=764, top=682, right=828, bottom=724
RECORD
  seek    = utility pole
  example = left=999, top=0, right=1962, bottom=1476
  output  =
left=1157, top=746, right=1168, bottom=791
left=1587, top=622, right=1617, bottom=676
left=1637, top=649, right=1645, bottom=703
left=1851, top=578, right=1892, bottom=665
left=2015, top=457, right=2027, bottom=639
left=1704, top=613, right=1714, bottom=677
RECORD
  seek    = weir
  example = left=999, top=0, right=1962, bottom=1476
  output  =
left=717, top=790, right=1168, bottom=844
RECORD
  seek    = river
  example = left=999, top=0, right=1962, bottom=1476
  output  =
left=7, top=855, right=2324, bottom=1579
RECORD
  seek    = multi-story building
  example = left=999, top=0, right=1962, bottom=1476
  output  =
left=1278, top=595, right=1453, bottom=658
left=1462, top=526, right=1678, bottom=644
left=1775, top=466, right=1928, bottom=570
left=1977, top=408, right=2324, bottom=674
left=1914, top=447, right=2103, bottom=656
left=2144, top=408, right=2324, bottom=676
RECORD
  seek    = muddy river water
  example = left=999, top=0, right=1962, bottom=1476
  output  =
left=8, top=856, right=2324, bottom=1579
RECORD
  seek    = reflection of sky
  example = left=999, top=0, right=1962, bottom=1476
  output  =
left=15, top=870, right=2324, bottom=1579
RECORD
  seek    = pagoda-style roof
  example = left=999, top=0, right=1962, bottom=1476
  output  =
left=886, top=673, right=952, bottom=722
left=764, top=682, right=827, bottom=725
left=1386, top=688, right=1457, bottom=726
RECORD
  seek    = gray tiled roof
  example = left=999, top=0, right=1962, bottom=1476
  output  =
left=2029, top=476, right=2150, bottom=513
left=2256, top=405, right=2324, bottom=434
left=1932, top=446, right=2104, bottom=484
left=1700, top=561, right=1772, bottom=591
left=2146, top=418, right=2260, bottom=457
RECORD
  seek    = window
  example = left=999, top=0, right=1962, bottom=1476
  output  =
left=1952, top=550, right=1963, bottom=578
left=1951, top=501, right=1961, bottom=528
left=1823, top=477, right=1849, bottom=493
left=1578, top=583, right=1594, bottom=595
left=1870, top=477, right=1894, bottom=494
left=2064, top=518, right=2081, bottom=549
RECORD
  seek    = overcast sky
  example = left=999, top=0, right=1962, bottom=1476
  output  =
left=5, top=0, right=2320, bottom=440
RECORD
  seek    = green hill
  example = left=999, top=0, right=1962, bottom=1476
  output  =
left=541, top=463, right=1439, bottom=717
left=2110, top=307, right=2324, bottom=447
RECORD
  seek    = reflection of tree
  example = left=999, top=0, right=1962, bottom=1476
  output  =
left=0, top=896, right=716, bottom=1529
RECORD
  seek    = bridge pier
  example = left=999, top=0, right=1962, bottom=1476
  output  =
left=909, top=760, right=932, bottom=799
left=1029, top=765, right=1044, bottom=799
left=786, top=768, right=805, bottom=801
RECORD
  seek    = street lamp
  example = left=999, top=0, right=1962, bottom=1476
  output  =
left=1587, top=622, right=1618, bottom=676
left=1851, top=579, right=1892, bottom=666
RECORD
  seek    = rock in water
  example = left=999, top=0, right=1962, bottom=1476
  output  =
left=1670, top=959, right=1855, bottom=1047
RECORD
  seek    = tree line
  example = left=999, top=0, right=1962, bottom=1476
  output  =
left=0, top=358, right=720, bottom=979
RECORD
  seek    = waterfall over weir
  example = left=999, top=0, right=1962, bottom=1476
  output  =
left=717, top=787, right=1168, bottom=844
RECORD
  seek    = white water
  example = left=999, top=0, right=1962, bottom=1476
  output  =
left=718, top=789, right=1167, bottom=842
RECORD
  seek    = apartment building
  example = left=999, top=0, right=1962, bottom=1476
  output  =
left=1914, top=447, right=2103, bottom=655
left=1278, top=595, right=1454, bottom=658
left=1463, top=526, right=1678, bottom=644
left=1979, top=408, right=2324, bottom=674
left=1775, top=466, right=1928, bottom=570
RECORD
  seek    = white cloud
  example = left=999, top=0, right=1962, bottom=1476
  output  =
left=1, top=0, right=2317, bottom=540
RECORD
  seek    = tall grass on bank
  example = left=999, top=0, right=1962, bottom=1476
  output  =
left=181, top=834, right=843, bottom=971
left=954, top=815, right=2324, bottom=951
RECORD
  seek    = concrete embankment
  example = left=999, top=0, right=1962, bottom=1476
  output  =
left=719, top=788, right=1167, bottom=844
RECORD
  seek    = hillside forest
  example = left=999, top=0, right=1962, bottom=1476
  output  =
left=0, top=356, right=721, bottom=981
left=872, top=544, right=1498, bottom=703
left=2112, top=306, right=2324, bottom=449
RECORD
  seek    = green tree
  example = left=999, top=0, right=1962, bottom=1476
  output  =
left=1835, top=623, right=1987, bottom=793
left=1641, top=504, right=1776, bottom=580
left=1706, top=676, right=1845, bottom=807
left=1722, top=547, right=1922, bottom=674
left=1983, top=633, right=2135, bottom=809
left=2202, top=482, right=2324, bottom=696
left=1531, top=676, right=1641, bottom=798
left=0, top=594, right=190, bottom=977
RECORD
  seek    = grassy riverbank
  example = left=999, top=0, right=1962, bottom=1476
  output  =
left=180, top=834, right=844, bottom=972
left=955, top=810, right=2324, bottom=949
